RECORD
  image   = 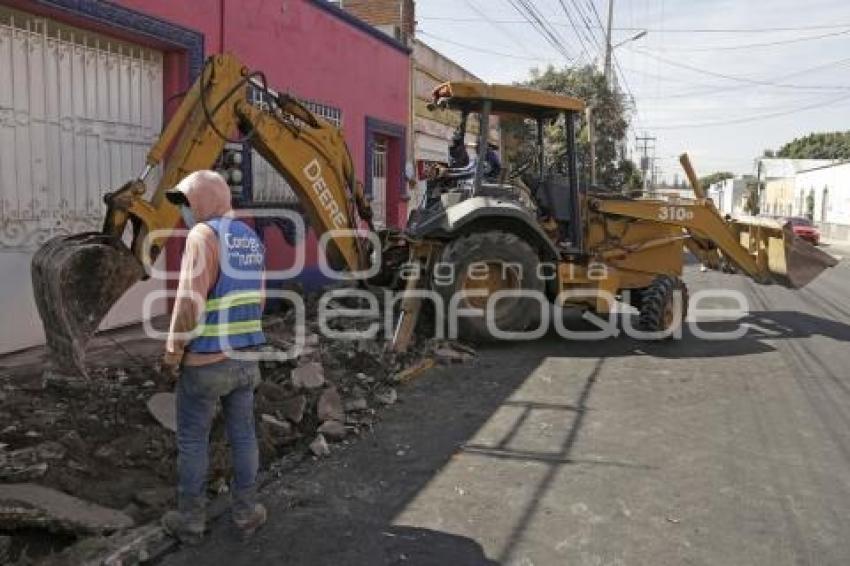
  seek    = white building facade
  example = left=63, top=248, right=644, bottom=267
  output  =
left=707, top=177, right=749, bottom=217
left=761, top=161, right=850, bottom=240
left=795, top=161, right=850, bottom=239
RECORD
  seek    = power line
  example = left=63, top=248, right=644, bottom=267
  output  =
left=505, top=0, right=574, bottom=62
left=418, top=30, right=561, bottom=62
left=416, top=17, right=850, bottom=33
left=639, top=27, right=850, bottom=52
left=631, top=54, right=850, bottom=100
left=647, top=90, right=850, bottom=129
left=556, top=0, right=593, bottom=62
left=463, top=0, right=537, bottom=58
left=628, top=47, right=850, bottom=91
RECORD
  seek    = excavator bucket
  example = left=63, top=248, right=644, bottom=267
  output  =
left=31, top=233, right=145, bottom=376
left=732, top=218, right=838, bottom=289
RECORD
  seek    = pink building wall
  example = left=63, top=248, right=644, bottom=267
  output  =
left=7, top=0, right=409, bottom=290
left=108, top=0, right=410, bottom=285
left=114, top=0, right=410, bottom=221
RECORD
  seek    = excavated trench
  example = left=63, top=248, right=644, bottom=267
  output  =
left=0, top=300, right=473, bottom=564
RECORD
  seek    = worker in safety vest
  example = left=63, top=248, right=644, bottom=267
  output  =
left=160, top=170, right=267, bottom=544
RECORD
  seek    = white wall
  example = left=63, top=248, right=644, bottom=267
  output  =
left=794, top=162, right=850, bottom=225
left=707, top=178, right=746, bottom=216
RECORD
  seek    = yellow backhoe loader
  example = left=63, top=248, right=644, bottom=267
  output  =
left=31, top=54, right=837, bottom=375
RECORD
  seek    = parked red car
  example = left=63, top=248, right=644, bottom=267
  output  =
left=784, top=217, right=820, bottom=245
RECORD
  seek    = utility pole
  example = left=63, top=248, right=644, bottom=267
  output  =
left=635, top=134, right=656, bottom=194
left=604, top=0, right=614, bottom=86
left=586, top=107, right=597, bottom=186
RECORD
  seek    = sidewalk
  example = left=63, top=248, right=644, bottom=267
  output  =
left=820, top=238, right=850, bottom=260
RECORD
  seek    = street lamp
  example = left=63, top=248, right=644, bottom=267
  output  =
left=612, top=30, right=647, bottom=50
left=603, top=30, right=647, bottom=84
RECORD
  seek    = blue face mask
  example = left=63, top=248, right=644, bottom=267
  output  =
left=180, top=205, right=196, bottom=228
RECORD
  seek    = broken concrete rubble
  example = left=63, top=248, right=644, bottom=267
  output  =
left=261, top=414, right=293, bottom=436
left=317, top=420, right=346, bottom=441
left=146, top=392, right=177, bottom=433
left=280, top=394, right=307, bottom=424
left=291, top=362, right=325, bottom=390
left=344, top=397, right=368, bottom=412
left=133, top=487, right=174, bottom=510
left=317, top=386, right=344, bottom=423
left=0, top=441, right=65, bottom=482
left=0, top=302, right=479, bottom=562
left=0, top=483, right=134, bottom=535
left=309, top=434, right=330, bottom=457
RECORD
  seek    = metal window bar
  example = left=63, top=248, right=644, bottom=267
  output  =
left=245, top=85, right=343, bottom=204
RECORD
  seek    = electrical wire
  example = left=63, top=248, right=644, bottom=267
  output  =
left=632, top=54, right=850, bottom=100
left=647, top=90, right=850, bottom=129
left=639, top=27, right=850, bottom=52
left=556, top=0, right=594, bottom=62
left=628, top=47, right=850, bottom=91
left=418, top=30, right=562, bottom=62
left=463, top=0, right=537, bottom=59
left=506, top=0, right=574, bottom=63
left=571, top=0, right=605, bottom=51
left=416, top=16, right=850, bottom=33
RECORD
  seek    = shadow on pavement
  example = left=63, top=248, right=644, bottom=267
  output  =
left=160, top=308, right=850, bottom=565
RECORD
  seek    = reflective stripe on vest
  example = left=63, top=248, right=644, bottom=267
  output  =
left=204, top=290, right=263, bottom=312
left=196, top=319, right=264, bottom=337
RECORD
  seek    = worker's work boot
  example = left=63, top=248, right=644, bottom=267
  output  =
left=162, top=505, right=205, bottom=546
left=233, top=503, right=267, bottom=540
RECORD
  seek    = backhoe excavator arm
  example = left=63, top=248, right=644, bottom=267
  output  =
left=32, top=53, right=374, bottom=374
left=106, top=53, right=371, bottom=273
left=589, top=154, right=837, bottom=289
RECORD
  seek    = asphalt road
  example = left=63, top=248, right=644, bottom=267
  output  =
left=161, top=243, right=850, bottom=566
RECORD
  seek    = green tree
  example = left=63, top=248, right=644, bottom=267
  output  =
left=502, top=64, right=634, bottom=191
left=698, top=171, right=734, bottom=188
left=769, top=131, right=850, bottom=159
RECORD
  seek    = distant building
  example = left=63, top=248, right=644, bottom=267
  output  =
left=333, top=0, right=416, bottom=44
left=707, top=177, right=752, bottom=217
left=756, top=158, right=839, bottom=214
left=761, top=160, right=850, bottom=240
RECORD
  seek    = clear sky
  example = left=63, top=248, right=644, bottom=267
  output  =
left=415, top=0, right=850, bottom=182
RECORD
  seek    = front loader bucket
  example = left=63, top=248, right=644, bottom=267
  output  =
left=31, top=233, right=145, bottom=376
left=734, top=219, right=838, bottom=289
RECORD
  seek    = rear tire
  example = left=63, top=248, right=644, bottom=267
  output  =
left=433, top=231, right=544, bottom=341
left=637, top=275, right=688, bottom=336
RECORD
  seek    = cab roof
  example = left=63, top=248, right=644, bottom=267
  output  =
left=431, top=81, right=586, bottom=117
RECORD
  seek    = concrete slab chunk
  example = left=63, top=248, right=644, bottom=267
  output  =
left=291, top=362, right=325, bottom=390
left=281, top=394, right=307, bottom=423
left=146, top=392, right=177, bottom=432
left=317, top=420, right=347, bottom=441
left=0, top=483, right=134, bottom=535
left=317, top=387, right=344, bottom=422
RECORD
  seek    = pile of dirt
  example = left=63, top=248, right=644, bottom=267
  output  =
left=0, top=297, right=475, bottom=564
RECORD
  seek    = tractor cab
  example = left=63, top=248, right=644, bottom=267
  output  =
left=408, top=81, right=586, bottom=256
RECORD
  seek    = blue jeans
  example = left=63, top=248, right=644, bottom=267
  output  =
left=176, top=358, right=261, bottom=523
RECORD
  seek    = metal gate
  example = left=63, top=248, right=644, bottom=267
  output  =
left=371, top=138, right=388, bottom=229
left=0, top=7, right=164, bottom=353
left=0, top=7, right=163, bottom=251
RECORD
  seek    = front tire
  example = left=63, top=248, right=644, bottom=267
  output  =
left=637, top=275, right=688, bottom=336
left=433, top=231, right=544, bottom=341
